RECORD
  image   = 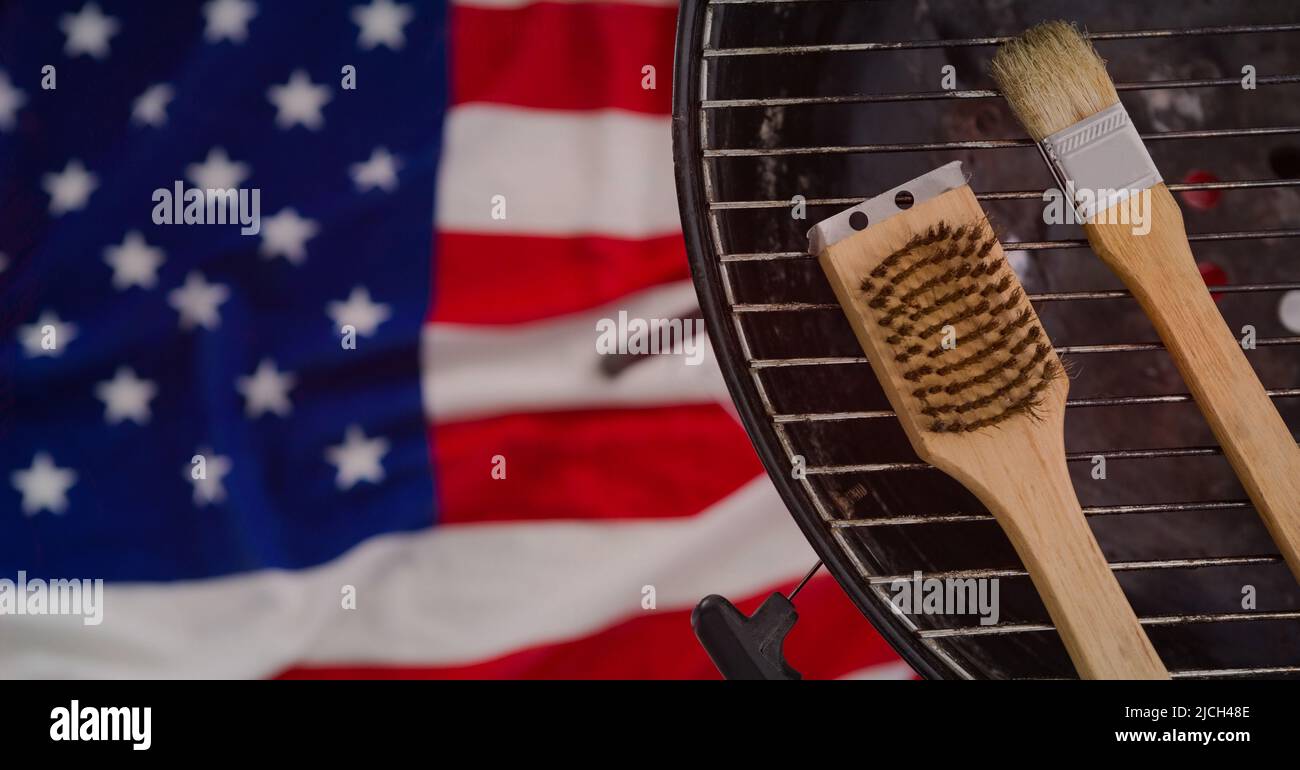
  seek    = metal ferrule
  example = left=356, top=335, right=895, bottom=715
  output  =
left=1038, top=102, right=1163, bottom=222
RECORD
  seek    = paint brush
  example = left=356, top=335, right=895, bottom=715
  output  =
left=992, top=21, right=1300, bottom=583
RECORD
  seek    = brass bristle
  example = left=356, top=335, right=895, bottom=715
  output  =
left=989, top=20, right=1120, bottom=140
left=860, top=219, right=1060, bottom=433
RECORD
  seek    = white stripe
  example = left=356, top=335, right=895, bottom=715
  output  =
left=456, top=0, right=678, bottom=9
left=0, top=477, right=812, bottom=678
left=425, top=281, right=728, bottom=421
left=837, top=660, right=917, bottom=680
left=436, top=105, right=679, bottom=238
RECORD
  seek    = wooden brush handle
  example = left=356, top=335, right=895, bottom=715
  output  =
left=952, top=421, right=1168, bottom=679
left=1088, top=184, right=1300, bottom=582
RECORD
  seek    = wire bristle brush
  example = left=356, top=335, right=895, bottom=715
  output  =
left=992, top=21, right=1300, bottom=584
left=810, top=162, right=1168, bottom=679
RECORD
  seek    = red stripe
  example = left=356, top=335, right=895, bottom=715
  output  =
left=276, top=575, right=907, bottom=680
left=451, top=3, right=675, bottom=114
left=432, top=403, right=762, bottom=524
left=431, top=232, right=689, bottom=325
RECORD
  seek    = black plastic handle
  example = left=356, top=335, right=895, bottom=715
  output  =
left=691, top=593, right=802, bottom=680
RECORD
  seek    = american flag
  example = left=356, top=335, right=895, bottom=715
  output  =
left=0, top=0, right=907, bottom=679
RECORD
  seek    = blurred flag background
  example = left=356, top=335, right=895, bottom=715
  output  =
left=0, top=0, right=906, bottom=679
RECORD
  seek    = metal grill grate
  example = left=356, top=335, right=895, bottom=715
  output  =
left=674, top=0, right=1300, bottom=678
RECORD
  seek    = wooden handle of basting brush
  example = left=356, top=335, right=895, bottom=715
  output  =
left=952, top=417, right=1168, bottom=679
left=1088, top=183, right=1300, bottom=583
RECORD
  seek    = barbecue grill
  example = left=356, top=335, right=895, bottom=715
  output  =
left=673, top=0, right=1300, bottom=679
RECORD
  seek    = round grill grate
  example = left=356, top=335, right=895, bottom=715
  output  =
left=674, top=0, right=1300, bottom=679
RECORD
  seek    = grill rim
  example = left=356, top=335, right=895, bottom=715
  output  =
left=672, top=0, right=957, bottom=680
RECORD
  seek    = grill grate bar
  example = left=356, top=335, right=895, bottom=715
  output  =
left=1012, top=228, right=1300, bottom=250
left=709, top=178, right=1300, bottom=209
left=720, top=229, right=1300, bottom=261
left=808, top=445, right=1227, bottom=475
left=703, top=23, right=1300, bottom=57
left=769, top=389, right=1300, bottom=423
left=703, top=125, right=1300, bottom=157
left=702, top=75, right=1300, bottom=108
left=866, top=554, right=1281, bottom=583
left=1055, top=338, right=1300, bottom=354
left=736, top=300, right=1297, bottom=315
left=733, top=286, right=1300, bottom=310
left=1172, top=665, right=1300, bottom=679
left=916, top=610, right=1300, bottom=639
left=743, top=336, right=1300, bottom=362
left=831, top=500, right=1251, bottom=527
left=1030, top=283, right=1300, bottom=302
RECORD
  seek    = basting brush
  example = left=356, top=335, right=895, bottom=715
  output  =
left=991, top=21, right=1300, bottom=583
left=811, top=162, right=1168, bottom=679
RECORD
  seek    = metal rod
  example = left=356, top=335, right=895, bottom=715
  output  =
left=866, top=554, right=1282, bottom=583
left=768, top=389, right=1300, bottom=423
left=702, top=75, right=1300, bottom=108
left=735, top=300, right=1298, bottom=317
left=702, top=23, right=1300, bottom=57
left=703, top=125, right=1300, bottom=157
left=719, top=229, right=1300, bottom=261
left=915, top=609, right=1300, bottom=639
left=831, top=499, right=1252, bottom=527
left=787, top=561, right=823, bottom=600
left=805, top=445, right=1228, bottom=475
left=740, top=336, right=1300, bottom=360
left=1172, top=665, right=1300, bottom=679
left=709, top=178, right=1300, bottom=210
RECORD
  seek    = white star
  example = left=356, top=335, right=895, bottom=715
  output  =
left=104, top=230, right=165, bottom=290
left=260, top=208, right=318, bottom=264
left=95, top=367, right=157, bottom=425
left=350, top=147, right=401, bottom=192
left=327, top=286, right=391, bottom=337
left=186, top=146, right=250, bottom=191
left=267, top=70, right=331, bottom=130
left=351, top=0, right=414, bottom=51
left=43, top=159, right=98, bottom=215
left=236, top=358, right=295, bottom=418
left=325, top=425, right=389, bottom=490
left=131, top=83, right=174, bottom=127
left=168, top=272, right=230, bottom=331
left=60, top=3, right=120, bottom=60
left=202, top=0, right=258, bottom=43
left=187, top=447, right=232, bottom=506
left=11, top=453, right=77, bottom=516
left=0, top=70, right=26, bottom=131
left=18, top=310, right=78, bottom=358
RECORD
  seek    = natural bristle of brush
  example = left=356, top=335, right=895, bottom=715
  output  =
left=858, top=219, right=1060, bottom=433
left=989, top=20, right=1120, bottom=140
